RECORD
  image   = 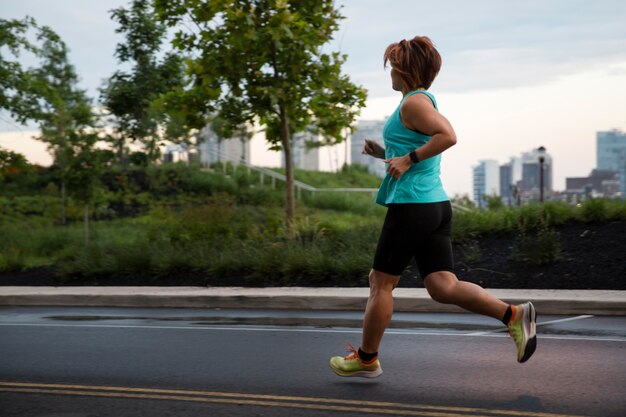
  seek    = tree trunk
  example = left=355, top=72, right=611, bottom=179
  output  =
left=61, top=180, right=67, bottom=225
left=279, top=106, right=296, bottom=239
left=83, top=204, right=90, bottom=246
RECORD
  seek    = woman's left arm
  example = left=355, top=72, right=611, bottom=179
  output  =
left=385, top=94, right=457, bottom=179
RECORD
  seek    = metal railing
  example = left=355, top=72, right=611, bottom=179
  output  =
left=201, top=145, right=471, bottom=211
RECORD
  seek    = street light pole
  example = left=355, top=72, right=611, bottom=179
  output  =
left=538, top=146, right=546, bottom=203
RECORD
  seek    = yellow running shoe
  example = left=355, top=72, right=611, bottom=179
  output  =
left=508, top=302, right=537, bottom=363
left=329, top=344, right=382, bottom=378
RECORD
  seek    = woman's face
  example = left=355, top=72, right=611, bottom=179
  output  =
left=390, top=68, right=404, bottom=92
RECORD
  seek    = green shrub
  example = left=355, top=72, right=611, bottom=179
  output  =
left=580, top=198, right=608, bottom=223
left=511, top=224, right=561, bottom=265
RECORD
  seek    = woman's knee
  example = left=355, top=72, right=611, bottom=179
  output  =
left=423, top=271, right=458, bottom=304
left=369, top=269, right=400, bottom=293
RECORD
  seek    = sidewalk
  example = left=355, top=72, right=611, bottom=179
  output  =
left=1, top=287, right=624, bottom=316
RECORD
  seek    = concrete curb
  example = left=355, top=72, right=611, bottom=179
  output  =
left=1, top=287, right=625, bottom=316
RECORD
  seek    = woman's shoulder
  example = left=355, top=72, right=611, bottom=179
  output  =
left=401, top=90, right=436, bottom=110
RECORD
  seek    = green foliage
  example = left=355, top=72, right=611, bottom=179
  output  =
left=303, top=192, right=383, bottom=215
left=100, top=0, right=189, bottom=162
left=485, top=194, right=504, bottom=211
left=0, top=16, right=50, bottom=123
left=579, top=198, right=608, bottom=223
left=511, top=224, right=561, bottom=266
left=154, top=0, right=368, bottom=235
left=0, top=148, right=34, bottom=192
left=4, top=161, right=626, bottom=283
left=273, top=164, right=381, bottom=188
left=0, top=218, right=78, bottom=272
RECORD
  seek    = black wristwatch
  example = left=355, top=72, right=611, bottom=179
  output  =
left=409, top=150, right=420, bottom=164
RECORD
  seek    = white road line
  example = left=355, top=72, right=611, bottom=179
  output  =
left=0, top=322, right=623, bottom=342
left=467, top=315, right=595, bottom=336
left=536, top=315, right=595, bottom=326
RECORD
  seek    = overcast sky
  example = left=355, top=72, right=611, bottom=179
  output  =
left=2, top=0, right=626, bottom=195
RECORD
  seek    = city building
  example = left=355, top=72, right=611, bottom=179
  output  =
left=350, top=119, right=387, bottom=178
left=472, top=148, right=552, bottom=206
left=196, top=125, right=252, bottom=166
left=472, top=159, right=500, bottom=208
left=518, top=147, right=553, bottom=202
left=597, top=130, right=626, bottom=172
left=565, top=169, right=620, bottom=202
left=499, top=157, right=522, bottom=205
left=196, top=123, right=349, bottom=172
left=290, top=130, right=349, bottom=172
left=596, top=129, right=626, bottom=199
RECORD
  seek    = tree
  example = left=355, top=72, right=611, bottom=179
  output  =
left=0, top=147, right=32, bottom=185
left=31, top=26, right=96, bottom=225
left=1, top=16, right=108, bottom=238
left=64, top=133, right=114, bottom=245
left=100, top=0, right=189, bottom=164
left=154, top=0, right=367, bottom=237
left=0, top=17, right=53, bottom=123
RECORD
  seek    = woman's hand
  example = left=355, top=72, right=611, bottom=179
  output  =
left=384, top=154, right=412, bottom=179
left=363, top=139, right=386, bottom=159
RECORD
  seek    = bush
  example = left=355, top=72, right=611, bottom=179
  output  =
left=511, top=223, right=561, bottom=266
left=580, top=198, right=608, bottom=223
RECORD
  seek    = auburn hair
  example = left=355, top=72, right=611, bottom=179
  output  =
left=384, top=36, right=441, bottom=90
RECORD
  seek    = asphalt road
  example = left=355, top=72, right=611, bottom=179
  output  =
left=0, top=306, right=625, bottom=417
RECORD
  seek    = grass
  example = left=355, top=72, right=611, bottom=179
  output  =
left=2, top=162, right=626, bottom=282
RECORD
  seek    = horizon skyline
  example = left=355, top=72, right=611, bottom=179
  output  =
left=1, top=0, right=626, bottom=196
left=1, top=126, right=622, bottom=198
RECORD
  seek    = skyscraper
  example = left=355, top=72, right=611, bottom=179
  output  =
left=597, top=130, right=626, bottom=199
left=519, top=147, right=553, bottom=200
left=473, top=160, right=500, bottom=208
left=597, top=130, right=626, bottom=172
left=500, top=163, right=513, bottom=205
left=499, top=156, right=522, bottom=205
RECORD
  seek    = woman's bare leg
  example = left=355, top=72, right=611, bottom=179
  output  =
left=361, top=269, right=400, bottom=353
left=423, top=270, right=508, bottom=320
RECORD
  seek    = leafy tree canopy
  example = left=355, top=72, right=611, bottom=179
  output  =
left=101, top=0, right=189, bottom=161
left=154, top=0, right=367, bottom=235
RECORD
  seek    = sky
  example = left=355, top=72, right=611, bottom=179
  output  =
left=1, top=0, right=626, bottom=196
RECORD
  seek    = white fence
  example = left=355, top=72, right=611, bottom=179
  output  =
left=202, top=146, right=471, bottom=211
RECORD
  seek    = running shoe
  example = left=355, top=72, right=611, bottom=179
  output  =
left=329, top=344, right=382, bottom=378
left=508, top=302, right=537, bottom=363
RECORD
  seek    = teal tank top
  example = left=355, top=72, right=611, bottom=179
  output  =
left=375, top=90, right=449, bottom=206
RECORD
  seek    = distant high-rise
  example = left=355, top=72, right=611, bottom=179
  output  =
left=289, top=130, right=348, bottom=172
left=519, top=147, right=553, bottom=197
left=597, top=130, right=626, bottom=199
left=499, top=156, right=522, bottom=205
left=473, top=160, right=500, bottom=207
left=500, top=164, right=513, bottom=204
left=197, top=125, right=251, bottom=166
left=597, top=130, right=626, bottom=172
left=351, top=120, right=387, bottom=178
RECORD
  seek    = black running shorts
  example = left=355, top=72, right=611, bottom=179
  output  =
left=373, top=201, right=454, bottom=278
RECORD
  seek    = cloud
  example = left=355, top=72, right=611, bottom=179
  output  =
left=336, top=0, right=626, bottom=96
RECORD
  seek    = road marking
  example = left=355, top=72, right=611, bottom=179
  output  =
left=0, top=381, right=589, bottom=417
left=0, top=322, right=623, bottom=342
left=467, top=315, right=595, bottom=336
left=535, top=315, right=595, bottom=326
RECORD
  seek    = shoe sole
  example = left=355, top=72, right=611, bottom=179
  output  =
left=329, top=363, right=383, bottom=378
left=519, top=302, right=537, bottom=363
